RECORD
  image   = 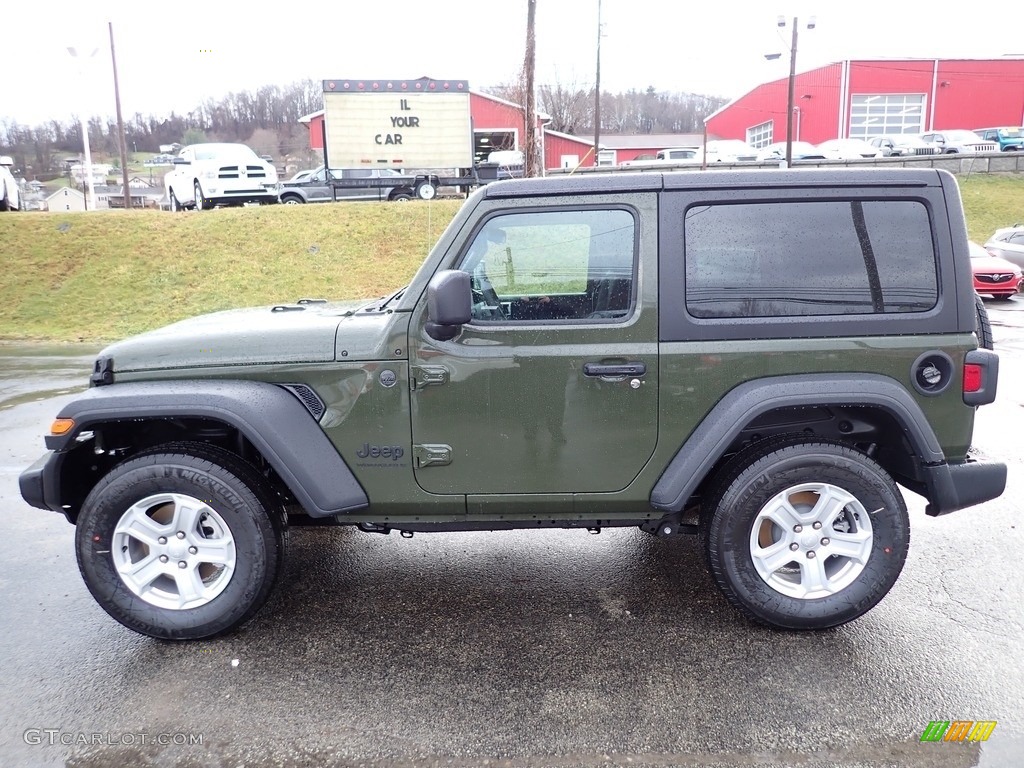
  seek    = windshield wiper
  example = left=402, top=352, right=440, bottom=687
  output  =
left=377, top=285, right=408, bottom=311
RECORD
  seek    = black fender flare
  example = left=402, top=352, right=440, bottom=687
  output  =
left=44, top=380, right=368, bottom=517
left=650, top=373, right=946, bottom=513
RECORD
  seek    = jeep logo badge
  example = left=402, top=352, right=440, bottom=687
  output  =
left=379, top=369, right=397, bottom=388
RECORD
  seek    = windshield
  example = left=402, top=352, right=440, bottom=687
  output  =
left=948, top=131, right=984, bottom=143
left=192, top=144, right=260, bottom=161
left=999, top=128, right=1023, bottom=138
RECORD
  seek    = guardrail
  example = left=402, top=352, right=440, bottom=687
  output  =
left=548, top=152, right=1024, bottom=177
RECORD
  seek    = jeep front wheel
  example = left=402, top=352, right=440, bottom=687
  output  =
left=75, top=447, right=285, bottom=640
left=703, top=439, right=909, bottom=630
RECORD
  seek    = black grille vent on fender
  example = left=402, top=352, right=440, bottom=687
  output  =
left=279, top=384, right=326, bottom=420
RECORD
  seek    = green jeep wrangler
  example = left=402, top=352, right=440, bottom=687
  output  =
left=19, top=169, right=1006, bottom=639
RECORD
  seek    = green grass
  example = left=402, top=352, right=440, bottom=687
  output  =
left=3, top=173, right=1023, bottom=344
left=0, top=200, right=463, bottom=343
left=955, top=174, right=1024, bottom=242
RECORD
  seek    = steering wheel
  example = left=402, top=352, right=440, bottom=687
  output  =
left=471, top=270, right=506, bottom=320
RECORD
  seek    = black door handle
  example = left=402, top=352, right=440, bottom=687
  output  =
left=583, top=362, right=647, bottom=378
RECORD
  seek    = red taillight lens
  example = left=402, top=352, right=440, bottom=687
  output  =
left=963, top=363, right=983, bottom=393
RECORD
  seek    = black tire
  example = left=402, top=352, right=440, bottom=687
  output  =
left=168, top=189, right=181, bottom=212
left=975, top=292, right=994, bottom=350
left=0, top=190, right=9, bottom=212
left=194, top=180, right=209, bottom=211
left=280, top=194, right=304, bottom=205
left=702, top=437, right=909, bottom=630
left=993, top=294, right=1015, bottom=301
left=75, top=443, right=285, bottom=640
left=390, top=192, right=413, bottom=202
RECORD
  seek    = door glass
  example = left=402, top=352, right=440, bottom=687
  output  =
left=457, top=209, right=636, bottom=322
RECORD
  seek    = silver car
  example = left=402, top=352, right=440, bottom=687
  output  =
left=984, top=225, right=1024, bottom=270
left=278, top=166, right=414, bottom=203
left=868, top=135, right=940, bottom=157
left=919, top=130, right=998, bottom=154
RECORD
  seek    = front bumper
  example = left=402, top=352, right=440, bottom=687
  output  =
left=19, top=451, right=72, bottom=522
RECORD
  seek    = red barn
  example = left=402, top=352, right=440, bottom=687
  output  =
left=706, top=58, right=1024, bottom=146
left=299, top=88, right=596, bottom=170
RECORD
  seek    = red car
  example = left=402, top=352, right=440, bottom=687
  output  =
left=970, top=241, right=1022, bottom=300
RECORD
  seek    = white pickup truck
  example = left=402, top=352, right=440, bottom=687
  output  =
left=165, top=143, right=278, bottom=211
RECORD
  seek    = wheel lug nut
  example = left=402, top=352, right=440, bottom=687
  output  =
left=159, top=555, right=168, bottom=563
left=178, top=561, right=187, bottom=569
left=806, top=551, right=816, bottom=559
left=793, top=525, right=803, bottom=533
left=176, top=531, right=186, bottom=539
left=789, top=543, right=799, bottom=551
left=189, top=546, right=198, bottom=555
left=158, top=536, right=167, bottom=545
left=821, top=537, right=830, bottom=546
left=812, top=521, right=822, bottom=530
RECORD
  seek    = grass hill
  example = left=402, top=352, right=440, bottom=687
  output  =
left=1, top=200, right=463, bottom=343
left=3, top=173, right=1024, bottom=344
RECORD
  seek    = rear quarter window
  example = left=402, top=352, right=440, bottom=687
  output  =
left=683, top=200, right=938, bottom=318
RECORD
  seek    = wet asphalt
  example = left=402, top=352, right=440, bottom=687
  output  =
left=0, top=302, right=1022, bottom=768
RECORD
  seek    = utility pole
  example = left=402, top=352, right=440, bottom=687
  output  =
left=109, top=22, right=132, bottom=209
left=785, top=17, right=798, bottom=168
left=593, top=0, right=602, bottom=168
left=523, top=0, right=539, bottom=177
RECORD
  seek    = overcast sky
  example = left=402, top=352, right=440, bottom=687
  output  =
left=4, top=0, right=1023, bottom=127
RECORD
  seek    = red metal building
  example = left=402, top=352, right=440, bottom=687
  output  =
left=706, top=58, right=1024, bottom=146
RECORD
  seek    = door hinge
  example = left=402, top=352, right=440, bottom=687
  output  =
left=410, top=365, right=449, bottom=390
left=413, top=444, right=452, bottom=468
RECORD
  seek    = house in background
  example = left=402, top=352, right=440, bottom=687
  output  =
left=706, top=58, right=1024, bottom=148
left=46, top=187, right=86, bottom=212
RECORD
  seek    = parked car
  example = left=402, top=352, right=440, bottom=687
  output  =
left=816, top=139, right=883, bottom=160
left=972, top=127, right=1024, bottom=151
left=756, top=141, right=826, bottom=161
left=919, top=130, right=997, bottom=154
left=984, top=225, right=1024, bottom=270
left=278, top=166, right=416, bottom=203
left=867, top=135, right=941, bottom=157
left=693, top=140, right=758, bottom=163
left=0, top=156, right=21, bottom=212
left=969, top=240, right=1022, bottom=299
left=619, top=147, right=699, bottom=168
left=165, top=143, right=279, bottom=211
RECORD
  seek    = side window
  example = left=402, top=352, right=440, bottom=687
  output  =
left=684, top=200, right=937, bottom=318
left=457, top=208, right=636, bottom=323
left=312, top=168, right=328, bottom=182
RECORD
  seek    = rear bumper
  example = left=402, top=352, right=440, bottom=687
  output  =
left=923, top=458, right=1007, bottom=516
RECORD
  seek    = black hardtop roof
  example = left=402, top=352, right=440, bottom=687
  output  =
left=483, top=168, right=944, bottom=199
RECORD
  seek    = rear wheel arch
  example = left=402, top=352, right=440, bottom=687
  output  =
left=650, top=374, right=948, bottom=514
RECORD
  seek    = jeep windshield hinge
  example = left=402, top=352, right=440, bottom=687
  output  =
left=411, top=366, right=449, bottom=390
left=413, top=444, right=452, bottom=468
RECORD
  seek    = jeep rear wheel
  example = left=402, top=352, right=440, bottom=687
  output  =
left=975, top=292, right=994, bottom=350
left=703, top=438, right=909, bottom=630
left=75, top=446, right=285, bottom=639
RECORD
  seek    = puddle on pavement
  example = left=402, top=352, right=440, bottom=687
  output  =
left=0, top=344, right=98, bottom=410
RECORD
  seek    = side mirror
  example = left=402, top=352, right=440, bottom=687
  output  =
left=0, top=155, right=13, bottom=167
left=426, top=270, right=472, bottom=341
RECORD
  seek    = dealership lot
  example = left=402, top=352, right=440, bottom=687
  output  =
left=1, top=300, right=1022, bottom=767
